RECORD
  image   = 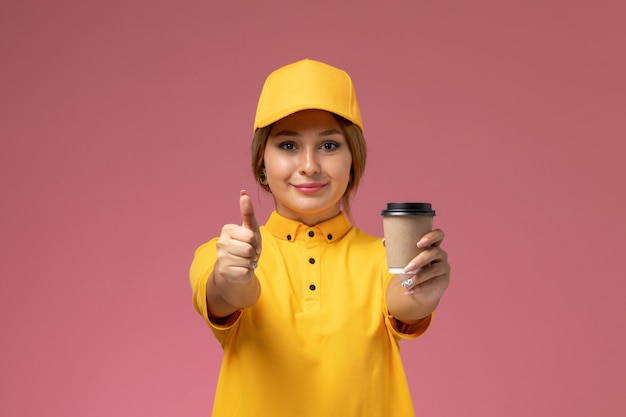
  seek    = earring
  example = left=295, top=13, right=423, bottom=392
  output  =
left=259, top=170, right=268, bottom=185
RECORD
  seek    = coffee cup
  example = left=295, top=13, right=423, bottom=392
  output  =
left=381, top=202, right=436, bottom=274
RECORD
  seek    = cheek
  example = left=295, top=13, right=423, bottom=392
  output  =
left=339, top=156, right=353, bottom=181
left=264, top=153, right=292, bottom=179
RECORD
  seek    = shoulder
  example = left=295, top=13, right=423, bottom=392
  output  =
left=192, top=237, right=219, bottom=261
left=346, top=226, right=383, bottom=246
left=342, top=227, right=386, bottom=263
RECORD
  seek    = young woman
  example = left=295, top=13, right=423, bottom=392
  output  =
left=190, top=59, right=450, bottom=417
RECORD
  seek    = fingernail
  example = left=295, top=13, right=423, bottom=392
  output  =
left=404, top=263, right=422, bottom=274
left=417, top=237, right=430, bottom=248
left=403, top=263, right=416, bottom=273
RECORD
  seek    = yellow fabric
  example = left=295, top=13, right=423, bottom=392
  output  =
left=190, top=211, right=432, bottom=417
left=253, top=59, right=363, bottom=132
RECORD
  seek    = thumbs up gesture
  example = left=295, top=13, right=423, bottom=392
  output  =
left=215, top=190, right=262, bottom=284
left=240, top=190, right=262, bottom=255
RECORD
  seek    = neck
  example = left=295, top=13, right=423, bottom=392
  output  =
left=276, top=207, right=341, bottom=226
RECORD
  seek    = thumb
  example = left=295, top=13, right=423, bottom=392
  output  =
left=240, top=190, right=259, bottom=232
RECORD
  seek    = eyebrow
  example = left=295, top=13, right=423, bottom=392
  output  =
left=271, top=129, right=344, bottom=137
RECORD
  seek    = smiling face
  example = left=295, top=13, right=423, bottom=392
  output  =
left=263, top=110, right=353, bottom=226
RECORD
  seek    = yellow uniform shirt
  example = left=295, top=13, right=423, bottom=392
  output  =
left=190, top=211, right=432, bottom=417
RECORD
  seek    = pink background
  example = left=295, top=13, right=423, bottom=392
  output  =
left=2, top=0, right=625, bottom=416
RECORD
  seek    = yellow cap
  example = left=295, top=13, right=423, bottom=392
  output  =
left=253, top=59, right=363, bottom=132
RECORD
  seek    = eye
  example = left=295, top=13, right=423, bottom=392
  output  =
left=321, top=142, right=339, bottom=151
left=279, top=142, right=296, bottom=150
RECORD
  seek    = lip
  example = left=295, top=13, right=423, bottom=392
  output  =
left=293, top=182, right=327, bottom=194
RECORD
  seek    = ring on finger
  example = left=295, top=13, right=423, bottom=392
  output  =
left=401, top=278, right=413, bottom=288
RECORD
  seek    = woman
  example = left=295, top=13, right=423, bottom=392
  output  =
left=190, top=59, right=450, bottom=417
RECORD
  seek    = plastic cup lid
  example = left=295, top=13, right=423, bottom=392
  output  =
left=381, top=202, right=436, bottom=216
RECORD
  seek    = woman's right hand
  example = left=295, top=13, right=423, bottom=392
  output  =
left=214, top=190, right=262, bottom=284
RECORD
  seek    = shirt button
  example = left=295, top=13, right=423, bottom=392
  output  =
left=308, top=258, right=315, bottom=264
left=308, top=231, right=314, bottom=237
left=327, top=234, right=333, bottom=240
left=309, top=284, right=316, bottom=291
left=287, top=234, right=292, bottom=241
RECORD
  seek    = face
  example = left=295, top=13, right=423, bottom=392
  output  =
left=264, top=110, right=353, bottom=226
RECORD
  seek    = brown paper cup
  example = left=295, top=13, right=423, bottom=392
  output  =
left=381, top=202, right=435, bottom=274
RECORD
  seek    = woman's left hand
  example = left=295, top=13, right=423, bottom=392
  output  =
left=400, top=229, right=451, bottom=306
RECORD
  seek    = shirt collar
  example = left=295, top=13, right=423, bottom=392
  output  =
left=264, top=211, right=352, bottom=243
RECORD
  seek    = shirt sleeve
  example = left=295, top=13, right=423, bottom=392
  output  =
left=189, top=238, right=244, bottom=346
left=382, top=273, right=433, bottom=340
left=386, top=311, right=433, bottom=340
left=189, top=238, right=219, bottom=325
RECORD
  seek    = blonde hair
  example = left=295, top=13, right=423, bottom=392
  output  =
left=251, top=114, right=367, bottom=220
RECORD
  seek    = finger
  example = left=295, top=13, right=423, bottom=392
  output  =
left=416, top=229, right=445, bottom=248
left=403, top=262, right=450, bottom=293
left=216, top=241, right=259, bottom=278
left=239, top=190, right=263, bottom=257
left=240, top=190, right=259, bottom=233
left=403, top=247, right=448, bottom=273
left=404, top=273, right=450, bottom=296
left=216, top=260, right=256, bottom=282
left=219, top=237, right=258, bottom=260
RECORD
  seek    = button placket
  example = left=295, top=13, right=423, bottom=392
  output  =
left=304, top=227, right=321, bottom=303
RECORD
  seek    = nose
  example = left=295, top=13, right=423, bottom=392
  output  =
left=299, top=146, right=320, bottom=176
